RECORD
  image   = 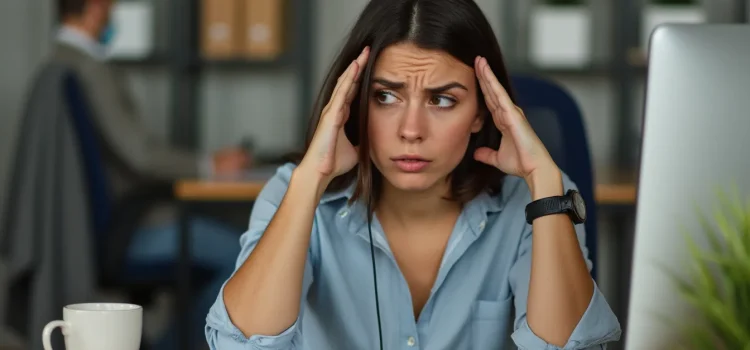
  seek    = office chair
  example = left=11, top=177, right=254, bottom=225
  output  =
left=510, top=74, right=599, bottom=280
left=62, top=71, right=211, bottom=319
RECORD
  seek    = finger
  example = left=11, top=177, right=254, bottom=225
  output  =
left=477, top=58, right=502, bottom=112
left=473, top=147, right=499, bottom=168
left=319, top=62, right=353, bottom=124
left=344, top=80, right=360, bottom=104
left=327, top=47, right=368, bottom=113
left=353, top=46, right=370, bottom=82
left=476, top=58, right=496, bottom=111
left=340, top=104, right=351, bottom=125
left=331, top=61, right=358, bottom=107
left=475, top=57, right=500, bottom=112
left=342, top=47, right=371, bottom=105
left=480, top=57, right=515, bottom=112
left=328, top=62, right=359, bottom=124
left=330, top=61, right=356, bottom=106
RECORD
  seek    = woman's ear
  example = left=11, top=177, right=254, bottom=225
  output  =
left=471, top=111, right=485, bottom=133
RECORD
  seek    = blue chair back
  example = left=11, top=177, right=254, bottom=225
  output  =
left=510, top=74, right=598, bottom=279
left=61, top=70, right=191, bottom=286
left=62, top=71, right=114, bottom=254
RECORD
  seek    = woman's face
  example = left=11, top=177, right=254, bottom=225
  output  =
left=368, top=42, right=483, bottom=194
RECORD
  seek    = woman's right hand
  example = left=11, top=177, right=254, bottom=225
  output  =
left=299, top=46, right=370, bottom=183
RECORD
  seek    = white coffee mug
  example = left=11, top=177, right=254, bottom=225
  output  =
left=42, top=303, right=142, bottom=350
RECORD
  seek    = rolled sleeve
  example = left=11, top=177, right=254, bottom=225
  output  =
left=511, top=283, right=622, bottom=349
left=508, top=173, right=621, bottom=349
left=205, top=281, right=303, bottom=349
left=204, top=163, right=313, bottom=350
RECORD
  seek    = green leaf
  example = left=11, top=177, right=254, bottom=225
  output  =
left=667, top=187, right=750, bottom=347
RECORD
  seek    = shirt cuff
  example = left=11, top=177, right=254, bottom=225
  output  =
left=205, top=282, right=301, bottom=349
left=511, top=283, right=622, bottom=349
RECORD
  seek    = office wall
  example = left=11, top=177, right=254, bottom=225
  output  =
left=0, top=0, right=53, bottom=220
left=0, top=1, right=53, bottom=343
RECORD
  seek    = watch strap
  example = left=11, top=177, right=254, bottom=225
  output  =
left=525, top=195, right=566, bottom=224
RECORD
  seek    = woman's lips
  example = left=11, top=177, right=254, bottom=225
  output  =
left=392, top=157, right=431, bottom=172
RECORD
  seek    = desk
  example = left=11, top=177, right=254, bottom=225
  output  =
left=173, top=175, right=637, bottom=348
left=173, top=181, right=262, bottom=350
left=595, top=184, right=637, bottom=205
left=175, top=180, right=637, bottom=204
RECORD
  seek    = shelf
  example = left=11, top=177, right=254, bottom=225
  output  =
left=198, top=56, right=293, bottom=69
left=509, top=62, right=612, bottom=77
left=110, top=55, right=169, bottom=66
left=194, top=49, right=295, bottom=69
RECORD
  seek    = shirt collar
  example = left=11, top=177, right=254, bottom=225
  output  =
left=327, top=177, right=507, bottom=237
left=57, top=25, right=108, bottom=62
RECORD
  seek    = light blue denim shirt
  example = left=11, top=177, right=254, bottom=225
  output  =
left=205, top=163, right=621, bottom=349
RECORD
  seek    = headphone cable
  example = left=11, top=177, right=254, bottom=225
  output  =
left=366, top=201, right=384, bottom=350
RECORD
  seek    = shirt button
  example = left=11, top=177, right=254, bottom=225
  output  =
left=407, top=336, right=416, bottom=347
left=478, top=220, right=486, bottom=231
left=339, top=210, right=349, bottom=218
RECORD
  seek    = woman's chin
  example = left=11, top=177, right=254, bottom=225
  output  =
left=385, top=173, right=439, bottom=192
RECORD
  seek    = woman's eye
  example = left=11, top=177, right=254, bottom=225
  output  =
left=429, top=95, right=457, bottom=108
left=375, top=91, right=398, bottom=105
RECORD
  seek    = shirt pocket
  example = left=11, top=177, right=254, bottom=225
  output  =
left=470, top=297, right=514, bottom=350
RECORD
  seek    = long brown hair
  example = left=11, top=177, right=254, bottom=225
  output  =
left=301, top=0, right=515, bottom=209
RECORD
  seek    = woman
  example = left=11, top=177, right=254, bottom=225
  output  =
left=205, top=0, right=621, bottom=349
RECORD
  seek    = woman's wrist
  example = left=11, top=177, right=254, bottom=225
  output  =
left=525, top=165, right=563, bottom=201
left=291, top=165, right=332, bottom=200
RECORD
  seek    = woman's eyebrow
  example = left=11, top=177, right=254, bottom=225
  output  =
left=372, top=78, right=468, bottom=93
left=425, top=82, right=468, bottom=93
left=372, top=78, right=405, bottom=89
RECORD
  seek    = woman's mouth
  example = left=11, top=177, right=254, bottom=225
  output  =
left=391, top=156, right=431, bottom=172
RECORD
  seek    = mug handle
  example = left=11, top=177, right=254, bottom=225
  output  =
left=42, top=320, right=70, bottom=350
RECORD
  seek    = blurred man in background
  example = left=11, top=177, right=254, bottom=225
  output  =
left=46, top=0, right=249, bottom=348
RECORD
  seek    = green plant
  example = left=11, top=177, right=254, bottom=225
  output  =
left=668, top=189, right=750, bottom=349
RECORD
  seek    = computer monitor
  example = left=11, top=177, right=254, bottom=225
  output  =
left=625, top=24, right=750, bottom=349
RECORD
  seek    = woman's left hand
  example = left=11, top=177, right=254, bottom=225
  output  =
left=472, top=56, right=559, bottom=183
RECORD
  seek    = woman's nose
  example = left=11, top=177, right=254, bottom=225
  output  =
left=399, top=105, right=425, bottom=142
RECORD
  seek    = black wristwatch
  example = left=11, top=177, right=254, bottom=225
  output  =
left=525, top=189, right=587, bottom=225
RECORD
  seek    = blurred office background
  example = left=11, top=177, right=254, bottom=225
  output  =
left=0, top=0, right=748, bottom=349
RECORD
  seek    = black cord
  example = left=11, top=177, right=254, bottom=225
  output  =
left=366, top=202, right=384, bottom=350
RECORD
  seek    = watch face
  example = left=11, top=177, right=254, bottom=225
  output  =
left=572, top=191, right=587, bottom=221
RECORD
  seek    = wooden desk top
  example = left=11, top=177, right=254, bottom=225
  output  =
left=175, top=175, right=637, bottom=205
left=174, top=180, right=266, bottom=201
left=595, top=183, right=637, bottom=205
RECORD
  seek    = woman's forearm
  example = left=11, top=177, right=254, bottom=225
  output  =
left=223, top=167, right=328, bottom=338
left=525, top=169, right=595, bottom=347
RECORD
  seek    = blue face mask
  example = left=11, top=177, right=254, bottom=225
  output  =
left=99, top=22, right=116, bottom=46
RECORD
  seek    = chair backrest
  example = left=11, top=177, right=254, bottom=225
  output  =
left=510, top=74, right=599, bottom=279
left=62, top=71, right=114, bottom=254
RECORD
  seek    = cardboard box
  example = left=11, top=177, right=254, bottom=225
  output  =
left=242, top=0, right=286, bottom=59
left=201, top=0, right=242, bottom=59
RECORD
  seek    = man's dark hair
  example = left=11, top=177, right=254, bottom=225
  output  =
left=58, top=0, right=87, bottom=20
